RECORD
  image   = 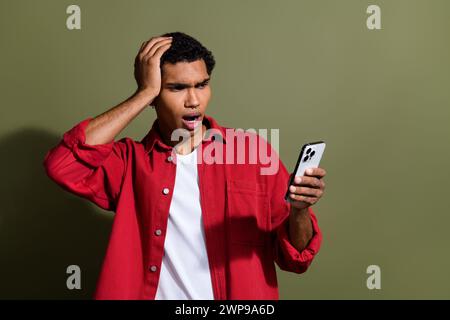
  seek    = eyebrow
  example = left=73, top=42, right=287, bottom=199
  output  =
left=165, top=77, right=210, bottom=88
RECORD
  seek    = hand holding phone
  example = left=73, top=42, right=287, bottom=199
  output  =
left=285, top=141, right=326, bottom=201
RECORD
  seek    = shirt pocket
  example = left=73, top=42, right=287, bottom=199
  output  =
left=226, top=179, right=269, bottom=246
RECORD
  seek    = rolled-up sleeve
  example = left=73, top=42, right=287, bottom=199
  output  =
left=43, top=118, right=126, bottom=211
left=273, top=206, right=322, bottom=273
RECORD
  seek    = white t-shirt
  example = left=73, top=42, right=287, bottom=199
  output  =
left=155, top=148, right=214, bottom=300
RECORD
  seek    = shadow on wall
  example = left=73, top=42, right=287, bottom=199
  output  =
left=0, top=128, right=113, bottom=299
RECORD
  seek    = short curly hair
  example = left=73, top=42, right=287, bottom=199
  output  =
left=160, top=31, right=216, bottom=76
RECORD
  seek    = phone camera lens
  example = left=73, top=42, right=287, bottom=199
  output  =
left=311, top=150, right=315, bottom=157
left=306, top=148, right=311, bottom=154
left=303, top=156, right=309, bottom=162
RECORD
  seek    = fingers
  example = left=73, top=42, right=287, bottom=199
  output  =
left=289, top=167, right=327, bottom=205
left=289, top=193, right=318, bottom=205
left=292, top=175, right=325, bottom=189
left=140, top=37, right=161, bottom=55
left=289, top=185, right=323, bottom=198
left=148, top=38, right=172, bottom=58
left=139, top=40, right=148, bottom=51
left=140, top=36, right=172, bottom=58
left=304, top=167, right=327, bottom=178
left=288, top=184, right=322, bottom=205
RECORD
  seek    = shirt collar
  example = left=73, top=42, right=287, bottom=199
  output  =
left=140, top=114, right=227, bottom=154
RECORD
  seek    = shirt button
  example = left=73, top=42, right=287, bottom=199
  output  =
left=155, top=229, right=162, bottom=236
left=162, top=188, right=170, bottom=195
left=167, top=155, right=173, bottom=162
left=150, top=265, right=157, bottom=272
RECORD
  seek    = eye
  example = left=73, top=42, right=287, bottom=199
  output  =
left=197, top=83, right=209, bottom=89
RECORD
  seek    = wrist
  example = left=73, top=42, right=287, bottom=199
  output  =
left=290, top=205, right=309, bottom=216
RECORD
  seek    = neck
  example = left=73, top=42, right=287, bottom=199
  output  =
left=159, top=123, right=207, bottom=155
left=175, top=124, right=207, bottom=155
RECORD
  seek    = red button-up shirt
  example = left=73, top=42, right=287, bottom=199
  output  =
left=43, top=114, right=322, bottom=300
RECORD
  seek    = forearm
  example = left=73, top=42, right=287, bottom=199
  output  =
left=85, top=89, right=157, bottom=145
left=288, top=206, right=314, bottom=253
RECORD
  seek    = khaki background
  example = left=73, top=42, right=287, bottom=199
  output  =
left=1, top=0, right=449, bottom=299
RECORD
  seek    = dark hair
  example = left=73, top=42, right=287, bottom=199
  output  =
left=160, top=32, right=216, bottom=75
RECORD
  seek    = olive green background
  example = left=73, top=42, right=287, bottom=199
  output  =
left=1, top=0, right=449, bottom=299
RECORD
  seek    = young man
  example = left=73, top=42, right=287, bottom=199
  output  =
left=43, top=32, right=326, bottom=300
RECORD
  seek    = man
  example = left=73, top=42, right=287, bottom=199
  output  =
left=43, top=32, right=326, bottom=300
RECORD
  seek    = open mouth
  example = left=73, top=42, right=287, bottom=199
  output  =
left=181, top=113, right=202, bottom=130
left=182, top=114, right=200, bottom=121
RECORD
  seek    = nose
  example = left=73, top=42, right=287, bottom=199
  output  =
left=184, top=88, right=199, bottom=108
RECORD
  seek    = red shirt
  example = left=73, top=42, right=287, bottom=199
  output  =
left=43, top=114, right=322, bottom=300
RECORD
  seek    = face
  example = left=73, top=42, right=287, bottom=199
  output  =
left=153, top=59, right=211, bottom=146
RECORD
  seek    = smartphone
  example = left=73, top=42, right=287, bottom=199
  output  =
left=284, top=141, right=326, bottom=201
